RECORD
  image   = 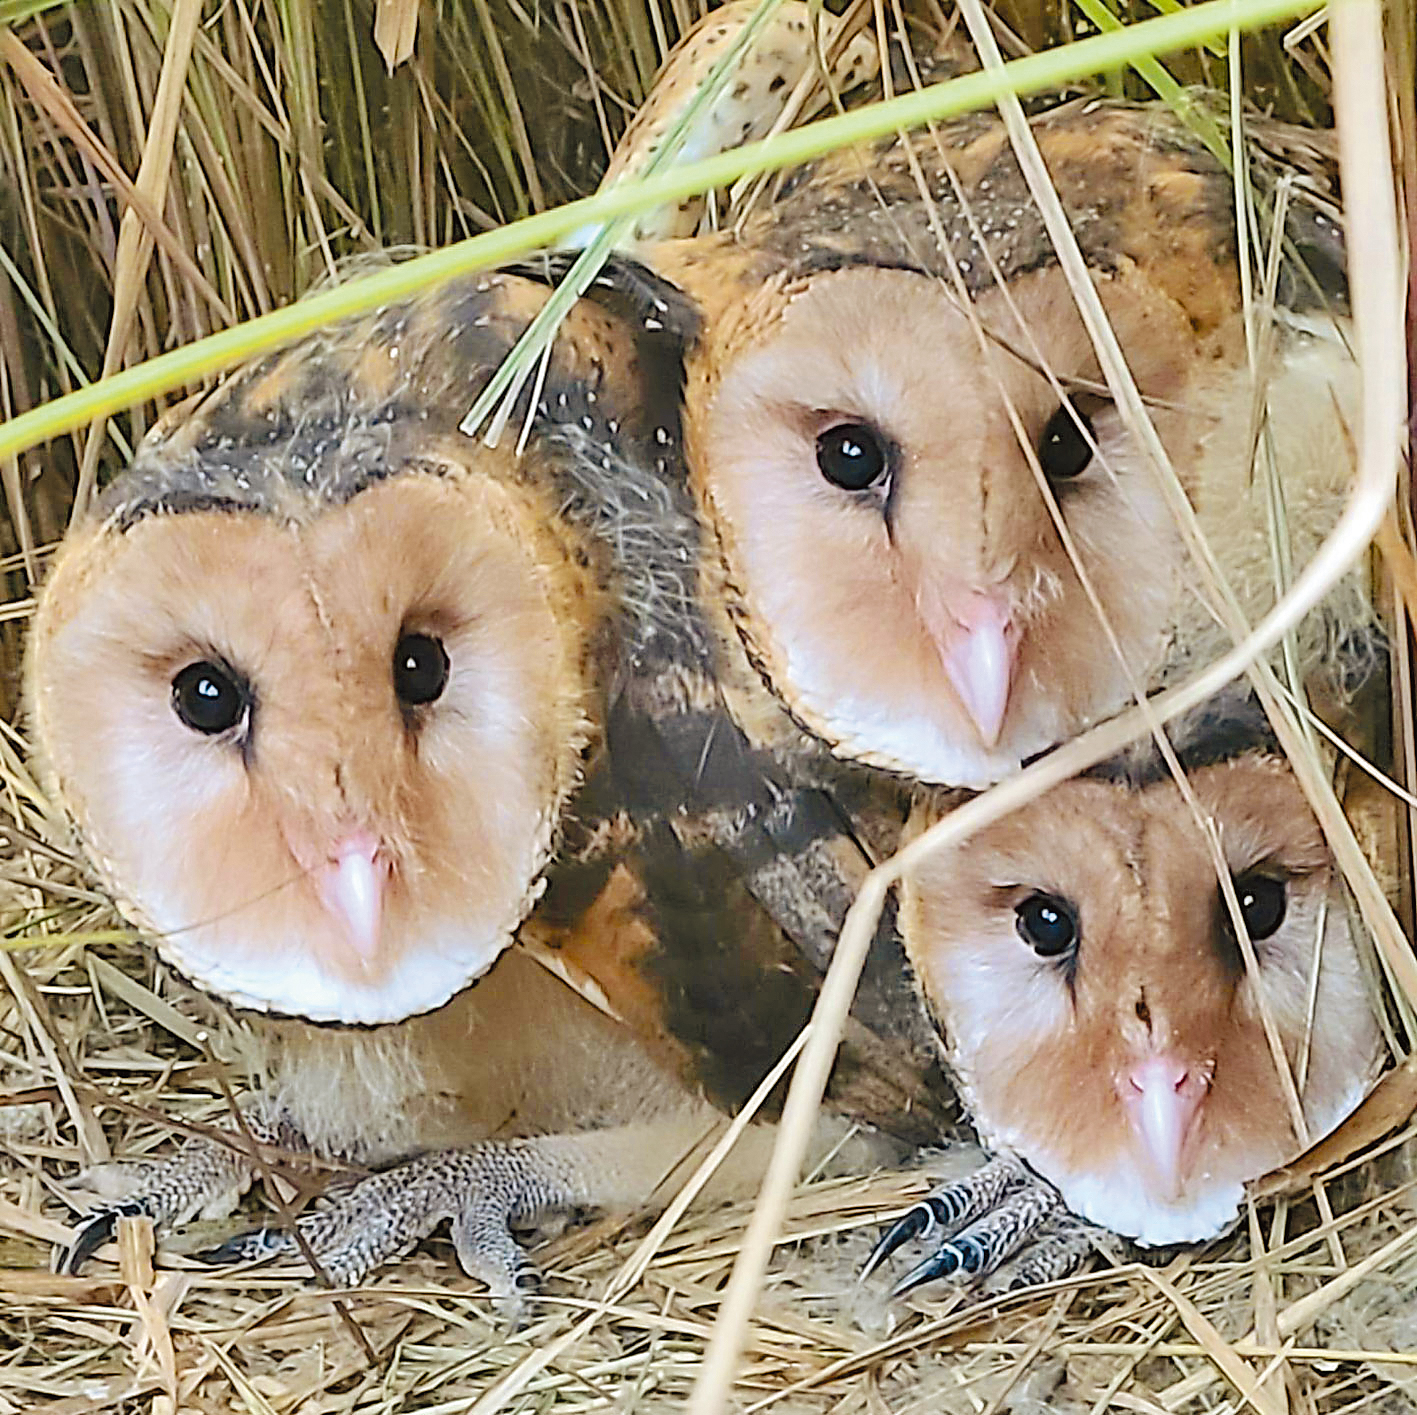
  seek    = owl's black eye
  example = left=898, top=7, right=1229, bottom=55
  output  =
left=1015, top=892, right=1079, bottom=958
left=171, top=661, right=249, bottom=736
left=815, top=422, right=891, bottom=492
left=394, top=633, right=450, bottom=708
left=1231, top=872, right=1287, bottom=942
left=1038, top=400, right=1095, bottom=482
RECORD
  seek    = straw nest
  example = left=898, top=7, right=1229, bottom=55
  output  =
left=1, top=0, right=1414, bottom=1410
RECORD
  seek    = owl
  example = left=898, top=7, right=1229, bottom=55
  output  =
left=26, top=266, right=689, bottom=1289
left=607, top=89, right=1364, bottom=793
left=30, top=261, right=953, bottom=1294
left=865, top=696, right=1383, bottom=1295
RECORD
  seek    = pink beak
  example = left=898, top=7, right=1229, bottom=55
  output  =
left=1122, top=1055, right=1209, bottom=1200
left=932, top=592, right=1017, bottom=747
left=312, top=831, right=389, bottom=964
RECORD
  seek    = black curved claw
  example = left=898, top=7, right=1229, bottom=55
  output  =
left=860, top=1202, right=935, bottom=1282
left=58, top=1200, right=148, bottom=1275
left=194, top=1227, right=295, bottom=1267
left=890, top=1233, right=992, bottom=1298
left=862, top=1180, right=991, bottom=1283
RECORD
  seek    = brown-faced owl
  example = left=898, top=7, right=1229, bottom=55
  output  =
left=27, top=262, right=948, bottom=1298
left=865, top=695, right=1383, bottom=1295
left=609, top=73, right=1364, bottom=791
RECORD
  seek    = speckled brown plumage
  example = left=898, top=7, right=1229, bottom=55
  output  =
left=581, top=0, right=881, bottom=245
left=29, top=253, right=957, bottom=1294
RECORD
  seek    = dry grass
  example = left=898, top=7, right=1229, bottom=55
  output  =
left=1, top=0, right=1415, bottom=1410
left=6, top=915, right=1417, bottom=1412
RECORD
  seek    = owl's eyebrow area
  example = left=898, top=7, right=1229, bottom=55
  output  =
left=1228, top=853, right=1315, bottom=883
left=115, top=490, right=262, bottom=532
left=778, top=402, right=872, bottom=440
left=972, top=324, right=1185, bottom=413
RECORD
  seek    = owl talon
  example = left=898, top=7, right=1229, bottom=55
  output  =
left=450, top=1197, right=544, bottom=1305
left=976, top=1212, right=1101, bottom=1295
left=57, top=1199, right=148, bottom=1275
left=859, top=1204, right=927, bottom=1280
left=55, top=1097, right=302, bottom=1276
left=863, top=1153, right=1030, bottom=1283
left=890, top=1234, right=988, bottom=1296
left=867, top=1156, right=1064, bottom=1298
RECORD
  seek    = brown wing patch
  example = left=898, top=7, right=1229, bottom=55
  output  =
left=526, top=862, right=675, bottom=1050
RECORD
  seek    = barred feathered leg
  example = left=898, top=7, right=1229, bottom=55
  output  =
left=977, top=1210, right=1104, bottom=1295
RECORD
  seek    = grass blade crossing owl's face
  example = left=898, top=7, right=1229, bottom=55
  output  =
left=29, top=408, right=599, bottom=1024
left=901, top=754, right=1381, bottom=1245
left=645, top=99, right=1358, bottom=790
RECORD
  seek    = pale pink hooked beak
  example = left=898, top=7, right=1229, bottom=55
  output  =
left=1121, top=1055, right=1209, bottom=1200
left=933, top=593, right=1017, bottom=747
left=311, top=831, right=390, bottom=964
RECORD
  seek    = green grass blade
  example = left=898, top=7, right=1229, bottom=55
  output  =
left=461, top=0, right=789, bottom=442
left=0, top=0, right=1326, bottom=465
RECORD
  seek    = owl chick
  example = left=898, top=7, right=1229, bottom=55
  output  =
left=624, top=95, right=1364, bottom=791
left=866, top=702, right=1382, bottom=1294
left=31, top=261, right=949, bottom=1293
left=26, top=266, right=683, bottom=1026
left=26, top=264, right=720, bottom=1289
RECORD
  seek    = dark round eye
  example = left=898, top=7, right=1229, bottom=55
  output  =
left=1233, top=872, right=1287, bottom=941
left=171, top=661, right=249, bottom=736
left=1015, top=892, right=1079, bottom=958
left=1038, top=400, right=1095, bottom=482
left=394, top=633, right=450, bottom=707
left=815, top=422, right=891, bottom=491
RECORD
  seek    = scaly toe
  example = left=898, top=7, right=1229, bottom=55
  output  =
left=194, top=1227, right=297, bottom=1268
